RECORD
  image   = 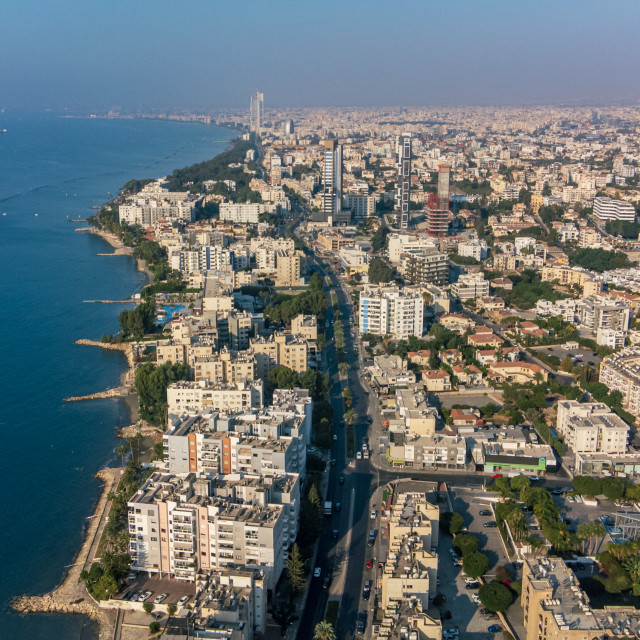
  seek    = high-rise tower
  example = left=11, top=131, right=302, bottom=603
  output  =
left=321, top=140, right=342, bottom=225
left=426, top=164, right=450, bottom=237
left=250, top=91, right=264, bottom=133
left=395, top=134, right=412, bottom=229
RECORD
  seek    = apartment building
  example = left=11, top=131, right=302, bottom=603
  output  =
left=594, top=196, right=636, bottom=222
left=439, top=313, right=475, bottom=334
left=166, top=380, right=264, bottom=421
left=400, top=250, right=450, bottom=287
left=359, top=285, right=424, bottom=339
left=290, top=313, right=318, bottom=340
left=394, top=387, right=438, bottom=436
left=275, top=252, right=303, bottom=287
left=219, top=203, right=280, bottom=224
left=193, top=350, right=257, bottom=384
left=343, top=193, right=376, bottom=220
left=250, top=333, right=318, bottom=378
left=521, top=557, right=601, bottom=640
left=387, top=432, right=466, bottom=469
left=127, top=473, right=288, bottom=591
left=119, top=200, right=195, bottom=227
left=451, top=273, right=490, bottom=300
left=369, top=355, right=417, bottom=388
left=387, top=234, right=440, bottom=263
left=540, top=266, right=597, bottom=289
left=598, top=348, right=640, bottom=418
left=457, top=239, right=488, bottom=261
left=535, top=299, right=577, bottom=323
left=576, top=297, right=630, bottom=333
left=556, top=400, right=629, bottom=456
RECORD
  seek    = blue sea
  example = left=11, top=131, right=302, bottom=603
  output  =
left=0, top=112, right=231, bottom=639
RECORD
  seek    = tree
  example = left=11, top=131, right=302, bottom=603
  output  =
left=572, top=475, right=602, bottom=496
left=287, top=543, right=306, bottom=594
left=368, top=257, right=396, bottom=284
left=449, top=513, right=465, bottom=536
left=623, top=556, right=640, bottom=595
left=314, top=621, right=336, bottom=640
left=338, top=362, right=349, bottom=376
left=560, top=356, right=575, bottom=373
left=268, top=365, right=300, bottom=391
left=601, top=477, right=627, bottom=501
left=510, top=475, right=531, bottom=493
left=308, top=484, right=322, bottom=512
left=143, top=602, right=155, bottom=614
left=463, top=552, right=490, bottom=579
left=167, top=603, right=177, bottom=616
left=344, top=409, right=358, bottom=425
left=149, top=621, right=161, bottom=634
left=478, top=581, right=514, bottom=612
left=494, top=477, right=514, bottom=499
left=117, top=443, right=127, bottom=466
left=453, top=533, right=478, bottom=556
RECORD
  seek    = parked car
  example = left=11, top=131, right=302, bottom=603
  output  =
left=491, top=474, right=503, bottom=479
left=356, top=612, right=367, bottom=634
left=339, top=476, right=345, bottom=484
left=154, top=593, right=168, bottom=604
left=567, top=495, right=575, bottom=502
left=574, top=495, right=583, bottom=504
left=370, top=509, right=377, bottom=520
left=465, top=577, right=479, bottom=585
left=362, top=580, right=372, bottom=600
left=488, top=625, right=502, bottom=633
left=465, top=582, right=480, bottom=590
left=366, top=558, right=374, bottom=569
left=472, top=594, right=481, bottom=604
left=332, top=529, right=339, bottom=539
left=483, top=521, right=498, bottom=528
left=313, top=567, right=321, bottom=578
left=479, top=509, right=492, bottom=516
left=138, top=591, right=152, bottom=602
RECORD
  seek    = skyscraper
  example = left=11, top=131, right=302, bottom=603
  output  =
left=426, top=164, right=450, bottom=237
left=395, top=134, right=412, bottom=230
left=321, top=139, right=342, bottom=225
left=250, top=91, right=264, bottom=133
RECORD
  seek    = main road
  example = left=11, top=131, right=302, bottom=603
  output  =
left=296, top=241, right=570, bottom=639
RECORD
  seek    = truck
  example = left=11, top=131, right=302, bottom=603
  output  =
left=324, top=501, right=333, bottom=515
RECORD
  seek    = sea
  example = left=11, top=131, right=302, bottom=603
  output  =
left=0, top=112, right=231, bottom=639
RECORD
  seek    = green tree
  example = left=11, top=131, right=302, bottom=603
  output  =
left=453, top=533, right=478, bottom=556
left=338, top=362, right=349, bottom=376
left=572, top=475, right=602, bottom=496
left=314, top=620, right=337, bottom=640
left=368, top=257, right=396, bottom=284
left=143, top=602, right=155, bottom=614
left=149, top=621, right=161, bottom=634
left=117, top=443, right=127, bottom=466
left=287, top=543, right=306, bottom=594
left=308, top=484, right=322, bottom=512
left=449, top=513, right=465, bottom=536
left=478, top=581, right=514, bottom=612
left=623, top=556, right=640, bottom=595
left=167, top=604, right=177, bottom=616
left=463, top=552, right=490, bottom=579
left=601, top=477, right=627, bottom=501
left=510, top=475, right=531, bottom=493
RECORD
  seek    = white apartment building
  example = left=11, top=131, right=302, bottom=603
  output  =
left=535, top=298, right=577, bottom=323
left=576, top=297, right=630, bottom=340
left=451, top=273, right=490, bottom=300
left=166, top=380, right=264, bottom=421
left=600, top=348, right=640, bottom=418
left=343, top=194, right=376, bottom=220
left=128, top=473, right=291, bottom=591
left=594, top=196, right=636, bottom=222
left=556, top=400, right=630, bottom=456
left=219, top=202, right=288, bottom=224
left=596, top=327, right=627, bottom=350
left=514, top=236, right=537, bottom=255
left=119, top=200, right=195, bottom=227
left=359, top=286, right=424, bottom=339
left=387, top=233, right=440, bottom=263
left=457, top=239, right=488, bottom=262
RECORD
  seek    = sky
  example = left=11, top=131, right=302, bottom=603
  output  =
left=2, top=0, right=640, bottom=111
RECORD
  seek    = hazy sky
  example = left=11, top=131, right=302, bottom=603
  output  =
left=3, top=0, right=640, bottom=111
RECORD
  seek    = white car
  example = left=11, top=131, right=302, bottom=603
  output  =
left=472, top=594, right=481, bottom=604
left=313, top=567, right=322, bottom=578
left=138, top=591, right=152, bottom=602
left=154, top=593, right=168, bottom=604
left=574, top=495, right=583, bottom=504
left=177, top=595, right=190, bottom=607
left=465, top=577, right=479, bottom=585
left=370, top=509, right=377, bottom=520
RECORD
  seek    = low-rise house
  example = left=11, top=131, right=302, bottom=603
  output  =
left=488, top=361, right=548, bottom=384
left=467, top=332, right=504, bottom=348
left=440, top=313, right=475, bottom=333
left=452, top=364, right=484, bottom=386
left=450, top=408, right=483, bottom=427
left=407, top=350, right=431, bottom=366
left=476, top=346, right=520, bottom=365
left=421, top=369, right=452, bottom=392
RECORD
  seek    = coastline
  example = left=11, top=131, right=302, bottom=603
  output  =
left=12, top=224, right=154, bottom=638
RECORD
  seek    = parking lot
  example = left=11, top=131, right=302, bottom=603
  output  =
left=534, top=345, right=601, bottom=367
left=435, top=487, right=525, bottom=640
left=116, top=574, right=196, bottom=607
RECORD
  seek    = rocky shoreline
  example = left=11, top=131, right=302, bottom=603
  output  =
left=12, top=468, right=122, bottom=640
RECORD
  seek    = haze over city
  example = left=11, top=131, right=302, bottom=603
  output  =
left=3, top=0, right=640, bottom=111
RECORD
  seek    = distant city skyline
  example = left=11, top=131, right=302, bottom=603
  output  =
left=2, top=0, right=640, bottom=111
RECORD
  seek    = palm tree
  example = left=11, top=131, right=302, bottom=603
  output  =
left=314, top=621, right=336, bottom=640
left=117, top=443, right=127, bottom=467
left=533, top=371, right=544, bottom=384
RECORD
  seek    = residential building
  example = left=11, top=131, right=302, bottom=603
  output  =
left=451, top=272, right=490, bottom=300
left=321, top=139, right=342, bottom=224
left=193, top=350, right=257, bottom=384
left=401, top=249, right=450, bottom=286
left=426, top=164, right=450, bottom=236
left=596, top=348, right=640, bottom=418
left=521, top=557, right=601, bottom=640
left=488, top=361, right=548, bottom=383
left=343, top=194, right=376, bottom=220
left=439, top=313, right=475, bottom=334
left=250, top=333, right=318, bottom=378
left=249, top=91, right=264, bottom=133
left=290, top=314, right=318, bottom=340
left=457, top=239, right=488, bottom=261
left=359, top=286, right=424, bottom=339
left=576, top=297, right=630, bottom=336
left=594, top=196, right=636, bottom=222
left=275, top=252, right=303, bottom=287
left=394, top=387, right=438, bottom=436
left=395, top=134, right=412, bottom=229
left=421, top=369, right=452, bottom=392
left=387, top=234, right=440, bottom=263
left=369, top=355, right=417, bottom=388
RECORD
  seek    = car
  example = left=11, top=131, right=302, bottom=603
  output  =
left=574, top=494, right=583, bottom=504
left=552, top=489, right=563, bottom=495
left=126, top=571, right=137, bottom=581
left=465, top=582, right=480, bottom=590
left=567, top=495, right=575, bottom=502
left=332, top=434, right=337, bottom=441
left=443, top=629, right=459, bottom=639
left=479, top=509, right=492, bottom=516
left=313, top=567, right=321, bottom=579
left=127, top=591, right=139, bottom=601
left=338, top=476, right=345, bottom=484
left=177, top=595, right=190, bottom=606
left=366, top=558, right=374, bottom=569
left=335, top=502, right=342, bottom=511
left=378, top=561, right=384, bottom=568
left=362, top=581, right=372, bottom=600
left=356, top=612, right=367, bottom=634
left=491, top=474, right=502, bottom=479
left=483, top=521, right=498, bottom=528
left=330, top=459, right=336, bottom=466
left=332, top=529, right=339, bottom=539
left=154, top=593, right=168, bottom=604
left=472, top=594, right=481, bottom=604
left=370, top=509, right=377, bottom=520
left=323, top=576, right=331, bottom=590
left=138, top=591, right=152, bottom=602
left=356, top=452, right=362, bottom=460
left=488, top=625, right=502, bottom=633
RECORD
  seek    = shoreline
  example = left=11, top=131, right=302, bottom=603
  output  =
left=12, top=224, right=154, bottom=638
left=12, top=468, right=122, bottom=640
